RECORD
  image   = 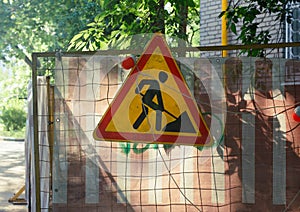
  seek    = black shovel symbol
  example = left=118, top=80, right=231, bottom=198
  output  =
left=162, top=110, right=196, bottom=133
left=133, top=95, right=196, bottom=133
left=133, top=71, right=195, bottom=133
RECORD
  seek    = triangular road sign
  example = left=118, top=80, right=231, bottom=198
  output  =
left=93, top=34, right=211, bottom=146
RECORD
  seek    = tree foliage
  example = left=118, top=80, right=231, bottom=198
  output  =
left=0, top=106, right=27, bottom=131
left=68, top=0, right=200, bottom=51
left=0, top=0, right=102, bottom=60
left=0, top=0, right=103, bottom=135
left=0, top=59, right=28, bottom=132
left=220, top=0, right=300, bottom=56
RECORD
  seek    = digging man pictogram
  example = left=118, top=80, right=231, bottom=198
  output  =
left=133, top=71, right=167, bottom=131
left=133, top=71, right=195, bottom=133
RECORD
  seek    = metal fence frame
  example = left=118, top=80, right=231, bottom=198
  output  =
left=31, top=42, right=300, bottom=211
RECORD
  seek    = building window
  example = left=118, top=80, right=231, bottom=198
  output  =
left=286, top=3, right=300, bottom=59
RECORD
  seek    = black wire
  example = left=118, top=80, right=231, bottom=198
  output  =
left=106, top=72, right=110, bottom=106
left=285, top=123, right=300, bottom=133
left=139, top=145, right=144, bottom=212
left=154, top=147, right=158, bottom=212
left=196, top=149, right=204, bottom=212
left=210, top=147, right=220, bottom=212
left=157, top=148, right=202, bottom=212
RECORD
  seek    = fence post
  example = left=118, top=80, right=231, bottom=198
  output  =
left=46, top=77, right=54, bottom=194
left=32, top=53, right=41, bottom=212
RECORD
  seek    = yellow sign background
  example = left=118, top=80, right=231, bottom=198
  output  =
left=105, top=47, right=202, bottom=137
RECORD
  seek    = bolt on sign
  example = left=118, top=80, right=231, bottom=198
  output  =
left=93, top=33, right=211, bottom=146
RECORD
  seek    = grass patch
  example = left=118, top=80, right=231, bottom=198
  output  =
left=0, top=125, right=25, bottom=139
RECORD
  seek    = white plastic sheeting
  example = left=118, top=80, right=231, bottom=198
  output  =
left=25, top=76, right=50, bottom=211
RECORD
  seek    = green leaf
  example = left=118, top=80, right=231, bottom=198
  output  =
left=83, top=32, right=90, bottom=40
left=187, top=0, right=196, bottom=7
left=231, top=23, right=237, bottom=35
left=69, top=33, right=83, bottom=43
left=87, top=22, right=96, bottom=27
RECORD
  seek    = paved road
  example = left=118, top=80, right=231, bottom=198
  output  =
left=0, top=140, right=27, bottom=212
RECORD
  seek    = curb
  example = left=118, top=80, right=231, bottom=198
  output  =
left=0, top=136, right=25, bottom=142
